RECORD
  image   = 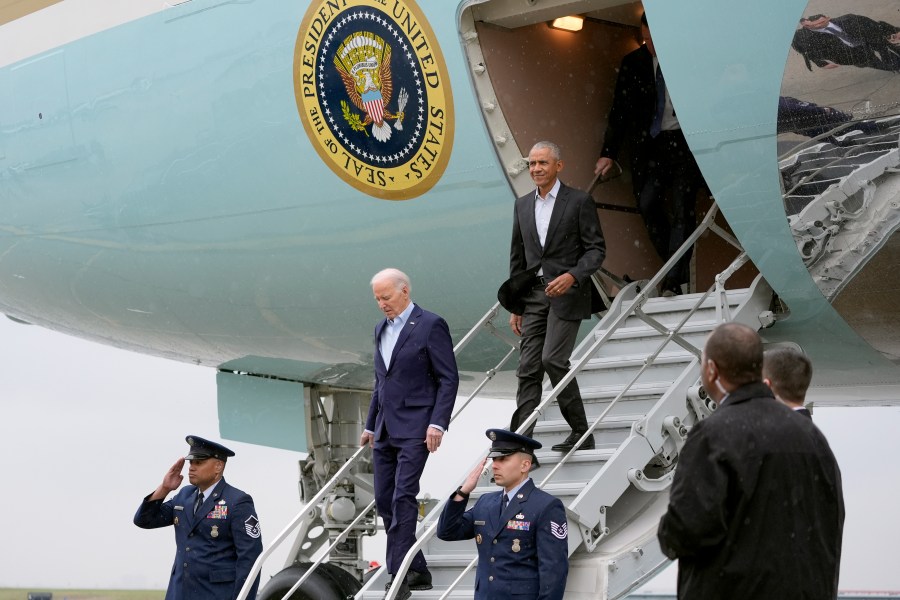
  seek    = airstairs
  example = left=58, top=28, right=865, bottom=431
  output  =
left=238, top=205, right=776, bottom=600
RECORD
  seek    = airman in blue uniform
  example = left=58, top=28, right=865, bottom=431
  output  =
left=437, top=429, right=569, bottom=600
left=134, top=435, right=263, bottom=600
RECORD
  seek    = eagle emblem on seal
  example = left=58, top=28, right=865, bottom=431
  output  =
left=333, top=32, right=408, bottom=142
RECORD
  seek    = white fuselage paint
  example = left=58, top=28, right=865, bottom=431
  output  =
left=0, top=0, right=185, bottom=68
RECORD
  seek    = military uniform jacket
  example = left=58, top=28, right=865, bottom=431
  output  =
left=658, top=382, right=845, bottom=600
left=134, top=479, right=263, bottom=600
left=437, top=479, right=569, bottom=600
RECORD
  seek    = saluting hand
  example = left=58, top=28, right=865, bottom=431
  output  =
left=162, top=458, right=185, bottom=491
left=460, top=457, right=488, bottom=496
left=149, top=457, right=185, bottom=501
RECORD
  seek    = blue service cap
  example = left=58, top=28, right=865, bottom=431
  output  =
left=485, top=428, right=542, bottom=458
left=184, top=435, right=235, bottom=461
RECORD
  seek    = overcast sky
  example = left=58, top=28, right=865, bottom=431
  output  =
left=1, top=316, right=899, bottom=593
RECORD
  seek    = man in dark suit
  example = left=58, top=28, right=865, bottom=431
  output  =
left=658, top=324, right=844, bottom=599
left=437, top=429, right=569, bottom=600
left=507, top=141, right=605, bottom=456
left=763, top=346, right=814, bottom=418
left=134, top=435, right=263, bottom=600
left=361, top=268, right=459, bottom=599
left=792, top=13, right=900, bottom=73
left=595, top=13, right=702, bottom=295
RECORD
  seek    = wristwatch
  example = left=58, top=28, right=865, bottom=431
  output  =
left=454, top=486, right=470, bottom=500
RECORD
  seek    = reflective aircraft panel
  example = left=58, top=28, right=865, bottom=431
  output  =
left=777, top=0, right=900, bottom=364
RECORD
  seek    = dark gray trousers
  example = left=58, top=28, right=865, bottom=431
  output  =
left=510, top=287, right=589, bottom=437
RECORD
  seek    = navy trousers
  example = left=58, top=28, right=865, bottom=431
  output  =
left=373, top=435, right=429, bottom=575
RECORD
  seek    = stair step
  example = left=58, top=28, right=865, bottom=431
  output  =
left=533, top=417, right=635, bottom=449
left=534, top=415, right=638, bottom=432
left=417, top=554, right=479, bottom=568
left=621, top=290, right=749, bottom=313
left=598, top=319, right=720, bottom=340
left=584, top=351, right=695, bottom=370
left=534, top=447, right=616, bottom=464
left=578, top=382, right=669, bottom=399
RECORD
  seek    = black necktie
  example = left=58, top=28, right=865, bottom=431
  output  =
left=501, top=494, right=508, bottom=516
left=650, top=64, right=666, bottom=138
left=194, top=491, right=204, bottom=515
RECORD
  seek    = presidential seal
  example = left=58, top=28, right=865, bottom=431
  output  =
left=294, top=0, right=454, bottom=200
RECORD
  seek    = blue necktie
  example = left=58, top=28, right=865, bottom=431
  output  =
left=650, top=64, right=666, bottom=138
left=501, top=494, right=508, bottom=516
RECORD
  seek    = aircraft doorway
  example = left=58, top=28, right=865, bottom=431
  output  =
left=459, top=0, right=755, bottom=295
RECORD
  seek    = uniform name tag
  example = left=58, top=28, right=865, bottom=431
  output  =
left=174, top=506, right=184, bottom=511
left=474, top=520, right=486, bottom=526
left=506, top=520, right=530, bottom=531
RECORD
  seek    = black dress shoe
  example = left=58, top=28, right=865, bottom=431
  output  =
left=407, top=569, right=433, bottom=591
left=551, top=432, right=595, bottom=452
left=660, top=278, right=684, bottom=297
left=384, top=578, right=412, bottom=600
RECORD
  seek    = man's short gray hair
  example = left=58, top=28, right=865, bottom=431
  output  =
left=371, top=268, right=411, bottom=293
left=531, top=141, right=562, bottom=161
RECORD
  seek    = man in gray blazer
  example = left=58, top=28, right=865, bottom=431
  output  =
left=506, top=141, right=606, bottom=458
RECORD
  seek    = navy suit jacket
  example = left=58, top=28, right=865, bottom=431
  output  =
left=509, top=182, right=606, bottom=320
left=134, top=479, right=263, bottom=600
left=365, top=303, right=459, bottom=440
left=437, top=478, right=569, bottom=600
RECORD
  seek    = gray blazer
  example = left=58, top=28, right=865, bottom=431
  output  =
left=509, top=181, right=605, bottom=320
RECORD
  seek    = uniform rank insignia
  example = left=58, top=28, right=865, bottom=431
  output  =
left=550, top=521, right=568, bottom=539
left=245, top=515, right=261, bottom=538
left=211, top=525, right=219, bottom=538
left=512, top=539, right=521, bottom=553
left=506, top=520, right=530, bottom=531
left=207, top=505, right=229, bottom=519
